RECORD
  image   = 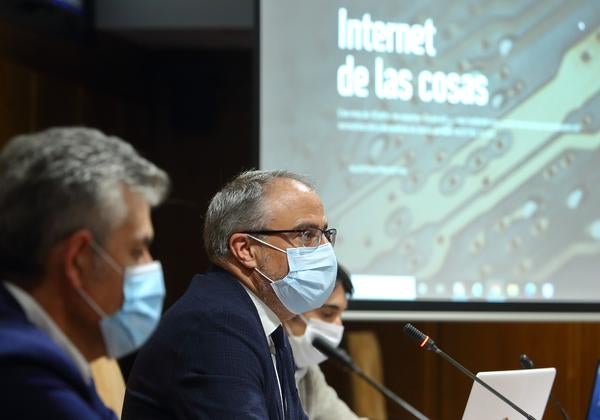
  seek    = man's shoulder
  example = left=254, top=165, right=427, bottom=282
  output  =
left=0, top=283, right=88, bottom=385
left=0, top=283, right=50, bottom=358
left=128, top=268, right=274, bottom=395
left=0, top=320, right=99, bottom=413
left=0, top=285, right=113, bottom=417
left=0, top=315, right=55, bottom=356
left=0, top=319, right=81, bottom=376
left=304, top=364, right=327, bottom=385
left=0, top=331, right=115, bottom=419
left=167, top=267, right=256, bottom=318
left=147, top=267, right=264, bottom=348
left=300, top=364, right=362, bottom=420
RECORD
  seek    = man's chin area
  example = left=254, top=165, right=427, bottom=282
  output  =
left=263, top=290, right=296, bottom=322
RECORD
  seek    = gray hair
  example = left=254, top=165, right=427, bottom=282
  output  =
left=203, top=169, right=314, bottom=263
left=0, top=127, right=170, bottom=283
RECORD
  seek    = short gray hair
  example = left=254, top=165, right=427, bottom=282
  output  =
left=203, top=169, right=314, bottom=263
left=0, top=127, right=170, bottom=283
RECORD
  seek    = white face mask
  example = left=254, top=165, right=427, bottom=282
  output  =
left=288, top=315, right=344, bottom=369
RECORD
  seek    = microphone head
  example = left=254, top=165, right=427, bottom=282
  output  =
left=519, top=353, right=535, bottom=369
left=403, top=323, right=436, bottom=350
left=312, top=336, right=354, bottom=367
left=312, top=336, right=335, bottom=357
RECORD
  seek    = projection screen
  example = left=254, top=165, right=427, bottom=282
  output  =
left=259, top=0, right=600, bottom=320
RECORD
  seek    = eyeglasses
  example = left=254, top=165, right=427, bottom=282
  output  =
left=243, top=227, right=337, bottom=248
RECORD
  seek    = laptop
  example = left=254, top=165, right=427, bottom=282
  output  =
left=462, top=368, right=556, bottom=420
left=587, top=361, right=600, bottom=420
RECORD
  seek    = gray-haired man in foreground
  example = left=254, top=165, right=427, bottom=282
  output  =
left=0, top=127, right=170, bottom=419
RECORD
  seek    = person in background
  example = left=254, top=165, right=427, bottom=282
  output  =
left=123, top=170, right=338, bottom=419
left=285, top=265, right=366, bottom=420
left=0, top=127, right=170, bottom=419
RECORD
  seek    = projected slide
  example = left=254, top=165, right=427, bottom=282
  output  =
left=260, top=0, right=600, bottom=304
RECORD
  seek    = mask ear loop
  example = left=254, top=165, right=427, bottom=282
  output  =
left=89, top=240, right=123, bottom=274
left=248, top=235, right=289, bottom=284
left=247, top=234, right=287, bottom=254
left=254, top=267, right=276, bottom=284
left=76, top=239, right=122, bottom=318
left=76, top=287, right=108, bottom=318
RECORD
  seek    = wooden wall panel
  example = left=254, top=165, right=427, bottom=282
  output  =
left=322, top=321, right=600, bottom=419
left=32, top=72, right=84, bottom=129
left=0, top=57, right=34, bottom=146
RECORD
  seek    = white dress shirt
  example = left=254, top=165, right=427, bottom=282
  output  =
left=241, top=284, right=285, bottom=412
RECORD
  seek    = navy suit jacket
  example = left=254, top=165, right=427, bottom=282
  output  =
left=123, top=267, right=307, bottom=420
left=0, top=283, right=117, bottom=419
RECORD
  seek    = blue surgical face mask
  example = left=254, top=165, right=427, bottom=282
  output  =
left=77, top=241, right=165, bottom=359
left=249, top=235, right=337, bottom=314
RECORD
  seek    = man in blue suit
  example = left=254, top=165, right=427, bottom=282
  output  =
left=0, top=127, right=170, bottom=418
left=123, top=170, right=339, bottom=419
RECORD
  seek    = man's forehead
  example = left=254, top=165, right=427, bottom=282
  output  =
left=267, top=207, right=327, bottom=229
left=263, top=178, right=325, bottom=223
left=266, top=177, right=313, bottom=194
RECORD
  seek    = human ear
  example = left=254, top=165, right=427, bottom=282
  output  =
left=62, top=230, right=95, bottom=288
left=228, top=233, right=258, bottom=269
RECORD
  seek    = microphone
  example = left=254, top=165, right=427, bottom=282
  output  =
left=312, top=336, right=429, bottom=420
left=403, top=323, right=537, bottom=420
left=519, top=354, right=570, bottom=420
left=519, top=354, right=535, bottom=369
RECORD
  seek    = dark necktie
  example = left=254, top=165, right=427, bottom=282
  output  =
left=271, top=325, right=294, bottom=420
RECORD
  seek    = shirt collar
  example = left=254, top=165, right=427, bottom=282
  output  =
left=3, top=281, right=92, bottom=382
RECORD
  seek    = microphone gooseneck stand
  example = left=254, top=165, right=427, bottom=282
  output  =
left=312, top=336, right=429, bottom=420
left=403, top=323, right=537, bottom=420
left=519, top=354, right=570, bottom=420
